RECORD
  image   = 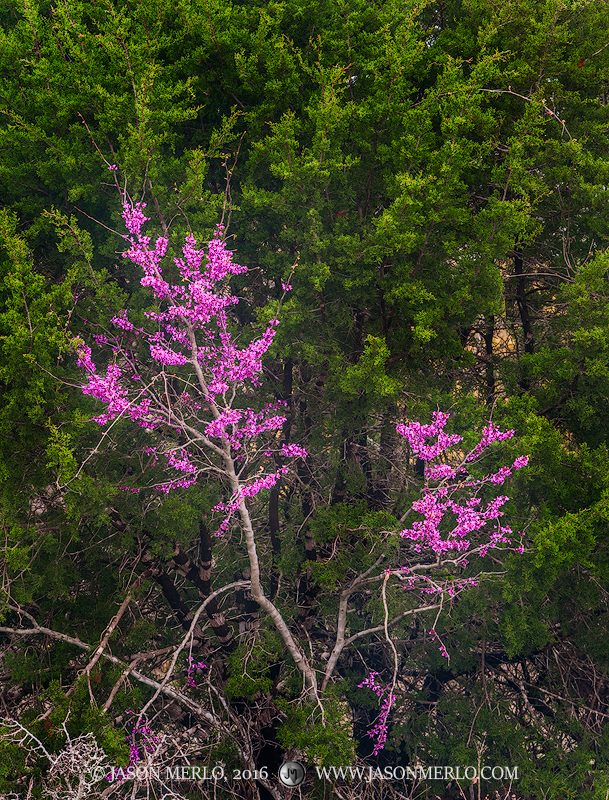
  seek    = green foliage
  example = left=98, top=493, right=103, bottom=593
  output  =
left=337, top=336, right=401, bottom=399
left=306, top=501, right=398, bottom=589
left=35, top=680, right=127, bottom=762
left=224, top=636, right=278, bottom=700
left=45, top=424, right=78, bottom=486
left=0, top=735, right=27, bottom=793
left=0, top=209, right=75, bottom=502
left=277, top=695, right=356, bottom=767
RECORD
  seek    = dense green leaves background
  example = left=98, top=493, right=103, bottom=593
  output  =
left=2, top=0, right=609, bottom=797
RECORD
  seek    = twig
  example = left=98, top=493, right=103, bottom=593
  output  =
left=382, top=570, right=399, bottom=699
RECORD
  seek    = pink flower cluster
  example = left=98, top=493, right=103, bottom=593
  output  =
left=355, top=419, right=527, bottom=756
left=107, top=712, right=160, bottom=781
left=363, top=409, right=527, bottom=755
left=467, top=421, right=514, bottom=460
left=281, top=443, right=307, bottom=458
left=111, top=310, right=134, bottom=331
left=212, top=467, right=290, bottom=535
left=205, top=405, right=286, bottom=449
left=358, top=672, right=395, bottom=755
left=428, top=628, right=449, bottom=659
left=186, top=656, right=207, bottom=688
left=397, top=412, right=463, bottom=460
left=165, top=450, right=197, bottom=475
left=116, top=202, right=262, bottom=381
left=397, top=413, right=528, bottom=556
left=75, top=338, right=158, bottom=429
left=381, top=411, right=528, bottom=711
left=75, top=201, right=307, bottom=508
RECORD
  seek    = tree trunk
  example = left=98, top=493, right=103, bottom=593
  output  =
left=483, top=314, right=495, bottom=406
left=514, top=252, right=534, bottom=391
left=171, top=523, right=235, bottom=649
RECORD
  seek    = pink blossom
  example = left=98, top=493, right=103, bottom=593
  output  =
left=488, top=466, right=512, bottom=485
left=281, top=443, right=307, bottom=458
left=467, top=421, right=514, bottom=461
left=205, top=409, right=243, bottom=440
left=186, top=656, right=207, bottom=688
left=121, top=201, right=149, bottom=235
left=395, top=414, right=526, bottom=556
left=426, top=463, right=456, bottom=480
left=358, top=672, right=395, bottom=755
left=150, top=344, right=189, bottom=366
left=111, top=310, right=134, bottom=331
left=240, top=468, right=289, bottom=498
left=166, top=450, right=197, bottom=475
left=74, top=339, right=95, bottom=372
left=397, top=412, right=463, bottom=461
left=76, top=201, right=308, bottom=512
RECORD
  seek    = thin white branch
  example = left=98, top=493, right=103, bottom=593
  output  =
left=135, top=580, right=250, bottom=722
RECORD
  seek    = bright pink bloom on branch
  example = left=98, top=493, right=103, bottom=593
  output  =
left=396, top=414, right=527, bottom=556
left=359, top=414, right=529, bottom=754
left=75, top=200, right=305, bottom=525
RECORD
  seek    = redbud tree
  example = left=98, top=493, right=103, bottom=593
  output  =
left=74, top=199, right=319, bottom=692
left=73, top=198, right=527, bottom=728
